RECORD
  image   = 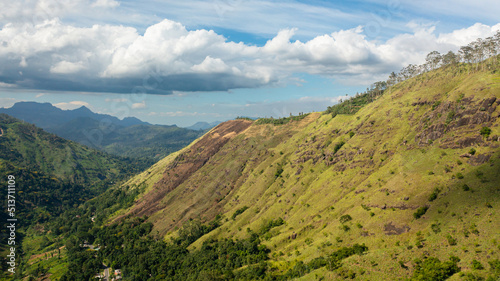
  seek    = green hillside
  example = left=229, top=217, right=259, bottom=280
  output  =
left=0, top=114, right=149, bottom=256
left=0, top=102, right=205, bottom=160
left=0, top=114, right=148, bottom=184
left=49, top=118, right=204, bottom=160
left=15, top=59, right=500, bottom=280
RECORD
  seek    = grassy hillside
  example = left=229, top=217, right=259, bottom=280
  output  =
left=121, top=63, right=500, bottom=280
left=17, top=61, right=500, bottom=280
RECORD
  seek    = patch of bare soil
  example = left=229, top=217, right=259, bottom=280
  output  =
left=384, top=222, right=410, bottom=235
left=126, top=120, right=252, bottom=218
left=468, top=153, right=491, bottom=166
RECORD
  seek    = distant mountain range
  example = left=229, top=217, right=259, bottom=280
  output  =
left=0, top=101, right=148, bottom=128
left=186, top=121, right=222, bottom=130
left=0, top=102, right=205, bottom=160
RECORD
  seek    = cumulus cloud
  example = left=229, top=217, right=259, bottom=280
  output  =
left=0, top=82, right=17, bottom=88
left=0, top=17, right=499, bottom=94
left=131, top=101, right=146, bottom=109
left=53, top=101, right=91, bottom=110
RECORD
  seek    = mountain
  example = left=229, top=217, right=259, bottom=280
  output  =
left=185, top=120, right=222, bottom=130
left=0, top=102, right=204, bottom=160
left=107, top=62, right=499, bottom=279
left=0, top=113, right=151, bottom=230
left=0, top=101, right=149, bottom=128
left=16, top=60, right=500, bottom=280
left=0, top=114, right=155, bottom=279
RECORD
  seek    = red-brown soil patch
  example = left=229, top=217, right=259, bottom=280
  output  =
left=126, top=120, right=252, bottom=218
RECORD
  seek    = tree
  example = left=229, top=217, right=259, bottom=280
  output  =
left=426, top=51, right=442, bottom=70
left=442, top=51, right=458, bottom=66
left=387, top=72, right=397, bottom=86
left=459, top=45, right=473, bottom=64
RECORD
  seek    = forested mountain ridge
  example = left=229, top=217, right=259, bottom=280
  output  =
left=0, top=114, right=146, bottom=184
left=0, top=113, right=150, bottom=229
left=0, top=102, right=204, bottom=160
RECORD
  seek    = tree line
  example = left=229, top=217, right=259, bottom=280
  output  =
left=389, top=31, right=500, bottom=85
left=327, top=31, right=500, bottom=117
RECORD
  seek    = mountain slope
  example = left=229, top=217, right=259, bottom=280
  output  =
left=0, top=114, right=150, bottom=227
left=0, top=114, right=143, bottom=184
left=115, top=64, right=500, bottom=279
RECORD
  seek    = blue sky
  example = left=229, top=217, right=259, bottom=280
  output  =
left=0, top=0, right=499, bottom=126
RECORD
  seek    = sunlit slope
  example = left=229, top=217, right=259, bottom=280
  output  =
left=123, top=65, right=500, bottom=279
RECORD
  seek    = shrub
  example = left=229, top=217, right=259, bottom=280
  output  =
left=446, top=111, right=455, bottom=125
left=411, top=256, right=461, bottom=281
left=349, top=131, right=355, bottom=138
left=432, top=101, right=441, bottom=110
left=428, top=187, right=441, bottom=202
left=446, top=234, right=457, bottom=246
left=259, top=217, right=285, bottom=235
left=456, top=173, right=464, bottom=179
left=326, top=244, right=368, bottom=271
left=471, top=259, right=484, bottom=270
left=488, top=259, right=500, bottom=275
left=462, top=184, right=470, bottom=191
left=469, top=148, right=476, bottom=155
left=339, top=214, right=352, bottom=223
left=480, top=127, right=491, bottom=138
left=274, top=166, right=284, bottom=178
left=232, top=206, right=249, bottom=220
left=414, top=206, right=429, bottom=219
left=333, top=141, right=346, bottom=154
left=431, top=223, right=441, bottom=234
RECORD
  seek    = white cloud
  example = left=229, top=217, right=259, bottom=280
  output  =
left=438, top=23, right=500, bottom=46
left=50, top=60, right=85, bottom=74
left=19, top=57, right=27, bottom=67
left=53, top=100, right=91, bottom=110
left=0, top=82, right=17, bottom=88
left=91, top=0, right=120, bottom=8
left=131, top=101, right=146, bottom=109
left=191, top=56, right=232, bottom=73
left=0, top=17, right=499, bottom=94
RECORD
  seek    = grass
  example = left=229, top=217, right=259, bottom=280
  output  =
left=21, top=61, right=500, bottom=280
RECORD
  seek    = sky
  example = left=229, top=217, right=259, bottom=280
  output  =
left=0, top=0, right=499, bottom=127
